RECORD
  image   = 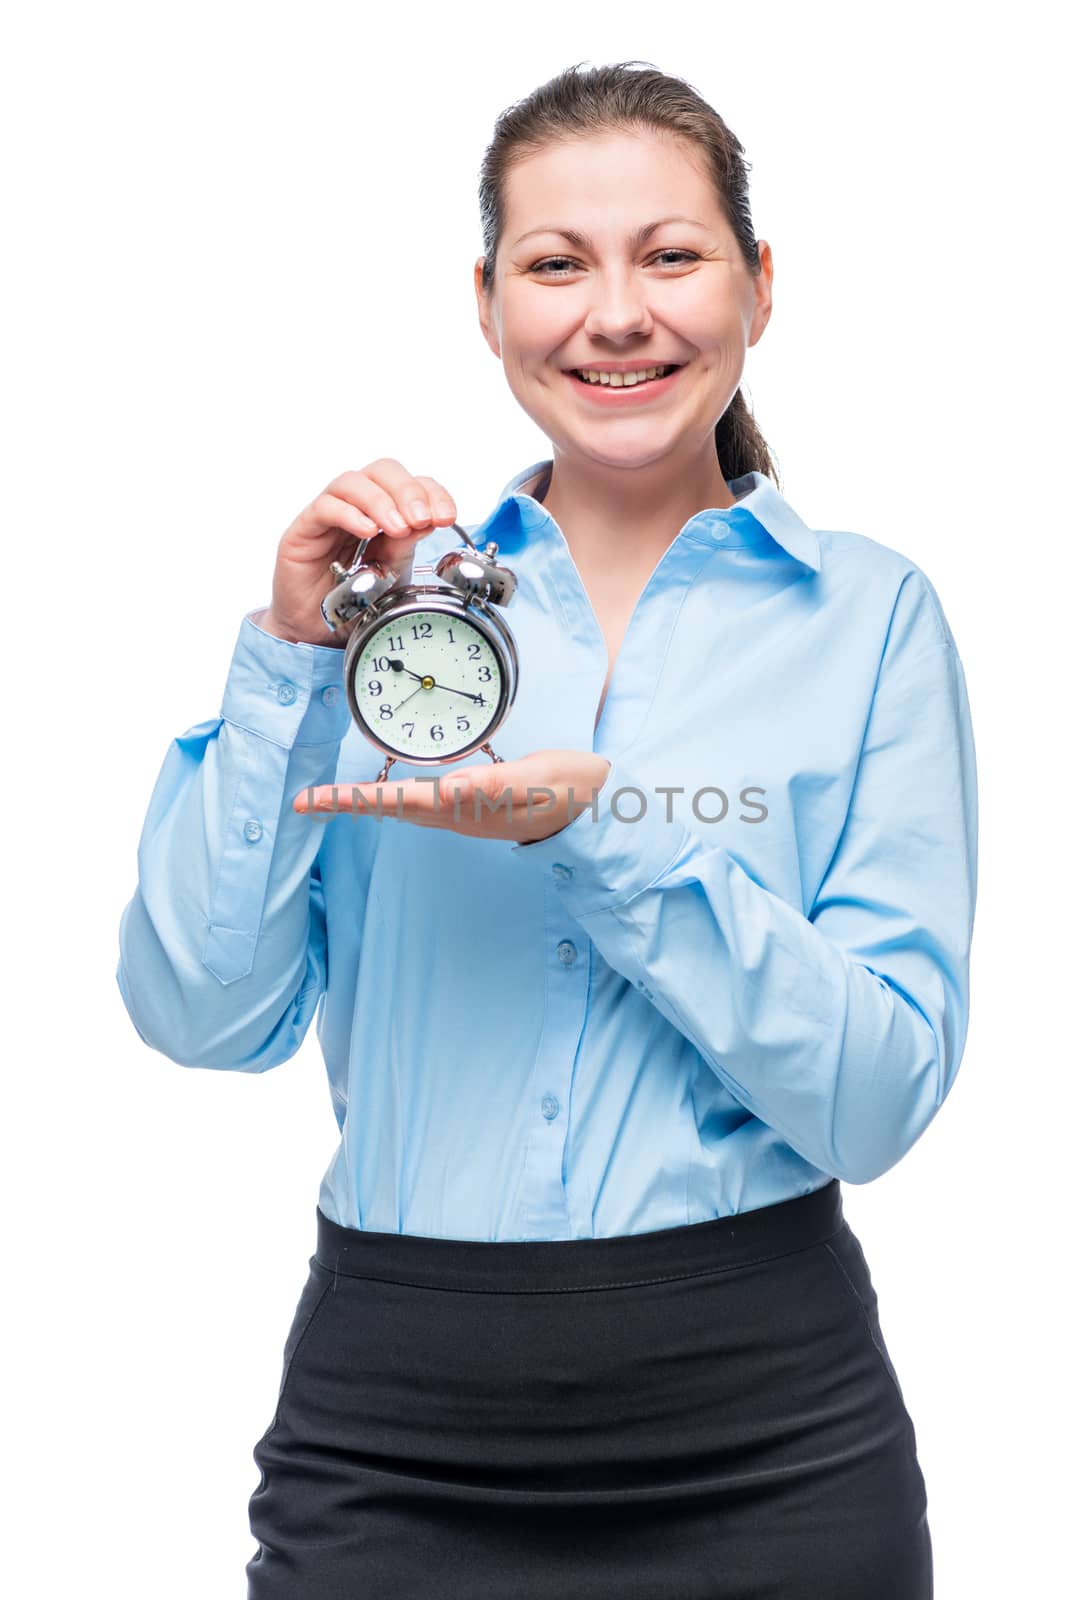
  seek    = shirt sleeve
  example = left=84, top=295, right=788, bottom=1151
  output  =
left=115, top=610, right=351, bottom=1072
left=513, top=570, right=979, bottom=1185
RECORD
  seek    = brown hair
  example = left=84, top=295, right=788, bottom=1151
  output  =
left=477, top=60, right=780, bottom=489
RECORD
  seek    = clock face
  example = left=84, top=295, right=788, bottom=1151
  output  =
left=350, top=608, right=505, bottom=760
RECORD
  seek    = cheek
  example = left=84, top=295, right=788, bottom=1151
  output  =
left=661, top=280, right=740, bottom=341
left=500, top=287, right=574, bottom=357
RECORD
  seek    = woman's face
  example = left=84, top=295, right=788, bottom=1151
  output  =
left=475, top=129, right=773, bottom=476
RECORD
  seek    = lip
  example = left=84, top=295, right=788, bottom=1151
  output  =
left=564, top=363, right=686, bottom=405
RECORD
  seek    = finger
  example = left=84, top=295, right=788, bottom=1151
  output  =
left=293, top=782, right=404, bottom=816
left=377, top=469, right=455, bottom=529
left=309, top=491, right=380, bottom=540
left=438, top=768, right=474, bottom=803
left=293, top=779, right=442, bottom=820
left=322, top=468, right=413, bottom=537
left=330, top=461, right=455, bottom=533
left=410, top=475, right=458, bottom=526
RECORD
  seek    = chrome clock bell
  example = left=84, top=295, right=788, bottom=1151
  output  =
left=320, top=525, right=520, bottom=783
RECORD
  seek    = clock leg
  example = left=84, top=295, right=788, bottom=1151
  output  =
left=480, top=744, right=505, bottom=764
left=375, top=755, right=397, bottom=783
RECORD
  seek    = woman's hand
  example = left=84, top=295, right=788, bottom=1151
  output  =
left=260, top=458, right=459, bottom=648
left=293, top=750, right=612, bottom=845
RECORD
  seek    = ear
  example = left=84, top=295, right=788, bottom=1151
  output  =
left=748, top=240, right=774, bottom=347
left=474, top=257, right=501, bottom=359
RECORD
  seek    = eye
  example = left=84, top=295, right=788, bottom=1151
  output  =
left=528, top=249, right=700, bottom=276
left=528, top=256, right=576, bottom=276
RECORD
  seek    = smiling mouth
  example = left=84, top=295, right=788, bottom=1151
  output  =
left=569, top=363, right=684, bottom=388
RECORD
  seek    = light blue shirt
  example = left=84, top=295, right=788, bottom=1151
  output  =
left=116, top=458, right=979, bottom=1239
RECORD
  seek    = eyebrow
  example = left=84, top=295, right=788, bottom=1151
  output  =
left=512, top=215, right=713, bottom=250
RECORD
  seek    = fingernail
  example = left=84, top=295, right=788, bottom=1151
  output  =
left=409, top=499, right=429, bottom=521
left=386, top=510, right=408, bottom=532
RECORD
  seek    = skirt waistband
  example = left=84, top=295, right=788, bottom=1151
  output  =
left=313, top=1181, right=844, bottom=1294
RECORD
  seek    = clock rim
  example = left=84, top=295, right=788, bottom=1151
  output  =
left=341, top=590, right=518, bottom=764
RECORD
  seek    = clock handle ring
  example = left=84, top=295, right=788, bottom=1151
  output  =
left=332, top=527, right=487, bottom=590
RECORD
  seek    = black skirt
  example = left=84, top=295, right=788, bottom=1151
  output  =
left=246, top=1180, right=932, bottom=1598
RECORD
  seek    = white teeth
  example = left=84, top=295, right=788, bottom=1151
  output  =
left=575, top=365, right=670, bottom=387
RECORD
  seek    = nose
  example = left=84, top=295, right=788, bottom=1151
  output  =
left=582, top=266, right=655, bottom=343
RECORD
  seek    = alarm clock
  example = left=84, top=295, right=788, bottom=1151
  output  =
left=320, top=525, right=520, bottom=783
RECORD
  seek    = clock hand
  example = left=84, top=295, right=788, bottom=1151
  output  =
left=393, top=684, right=427, bottom=710
left=383, top=658, right=483, bottom=703
left=431, top=681, right=484, bottom=702
left=393, top=679, right=483, bottom=709
left=384, top=659, right=426, bottom=682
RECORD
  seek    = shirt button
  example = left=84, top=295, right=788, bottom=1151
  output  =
left=551, top=863, right=573, bottom=881
left=321, top=685, right=340, bottom=707
left=541, top=1094, right=559, bottom=1120
left=276, top=681, right=298, bottom=704
left=243, top=818, right=263, bottom=843
left=710, top=523, right=728, bottom=541
left=556, top=940, right=577, bottom=965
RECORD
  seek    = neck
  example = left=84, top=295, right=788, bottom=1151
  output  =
left=538, top=444, right=736, bottom=572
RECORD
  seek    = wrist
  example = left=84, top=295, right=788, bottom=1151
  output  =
left=258, top=609, right=343, bottom=649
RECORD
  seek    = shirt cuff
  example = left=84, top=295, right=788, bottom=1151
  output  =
left=219, top=610, right=351, bottom=750
left=510, top=755, right=692, bottom=913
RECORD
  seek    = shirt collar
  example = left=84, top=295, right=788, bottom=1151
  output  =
left=468, top=458, right=822, bottom=573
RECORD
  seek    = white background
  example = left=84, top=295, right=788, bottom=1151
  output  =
left=4, top=2, right=1063, bottom=1593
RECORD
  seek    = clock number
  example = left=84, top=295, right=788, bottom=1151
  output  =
left=446, top=627, right=457, bottom=644
left=367, top=679, right=382, bottom=696
left=410, top=620, right=432, bottom=641
left=430, top=725, right=444, bottom=742
left=385, top=634, right=405, bottom=652
left=476, top=665, right=492, bottom=682
left=370, top=655, right=391, bottom=672
left=472, top=693, right=485, bottom=708
left=456, top=716, right=470, bottom=732
left=467, top=642, right=482, bottom=658
left=402, top=722, right=415, bottom=738
left=379, top=704, right=393, bottom=720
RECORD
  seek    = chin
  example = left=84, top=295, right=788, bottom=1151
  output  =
left=558, top=419, right=691, bottom=457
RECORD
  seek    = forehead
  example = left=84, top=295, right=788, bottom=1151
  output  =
left=502, top=130, right=721, bottom=237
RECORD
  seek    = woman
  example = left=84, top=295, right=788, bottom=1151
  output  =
left=116, top=61, right=977, bottom=1598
